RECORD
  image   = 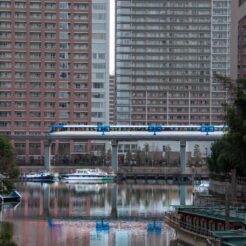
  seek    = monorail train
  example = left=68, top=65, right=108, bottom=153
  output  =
left=49, top=124, right=226, bottom=134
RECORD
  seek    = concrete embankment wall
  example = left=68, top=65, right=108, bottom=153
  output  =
left=209, top=178, right=246, bottom=198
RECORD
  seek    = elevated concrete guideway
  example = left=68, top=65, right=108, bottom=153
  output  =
left=48, top=131, right=223, bottom=141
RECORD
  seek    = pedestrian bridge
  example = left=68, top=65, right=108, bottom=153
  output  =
left=43, top=124, right=226, bottom=173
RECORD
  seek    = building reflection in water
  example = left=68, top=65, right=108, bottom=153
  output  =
left=1, top=182, right=192, bottom=245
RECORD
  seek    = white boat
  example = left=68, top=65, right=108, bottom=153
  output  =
left=60, top=169, right=116, bottom=183
left=195, top=181, right=209, bottom=192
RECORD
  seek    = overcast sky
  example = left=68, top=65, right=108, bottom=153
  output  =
left=109, top=0, right=115, bottom=75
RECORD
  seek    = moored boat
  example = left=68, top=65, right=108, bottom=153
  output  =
left=20, top=171, right=56, bottom=182
left=0, top=191, right=22, bottom=203
left=165, top=205, right=246, bottom=246
left=60, top=169, right=116, bottom=183
left=194, top=181, right=209, bottom=193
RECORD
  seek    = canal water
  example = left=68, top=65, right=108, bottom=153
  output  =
left=0, top=182, right=193, bottom=246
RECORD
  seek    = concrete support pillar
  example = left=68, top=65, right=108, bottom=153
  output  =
left=111, top=140, right=118, bottom=173
left=44, top=141, right=51, bottom=171
left=179, top=185, right=186, bottom=206
left=180, top=140, right=186, bottom=174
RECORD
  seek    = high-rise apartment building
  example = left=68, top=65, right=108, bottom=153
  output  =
left=0, top=0, right=109, bottom=164
left=115, top=0, right=231, bottom=125
left=232, top=0, right=246, bottom=79
left=91, top=0, right=110, bottom=125
left=109, top=75, right=116, bottom=124
left=239, top=0, right=246, bottom=6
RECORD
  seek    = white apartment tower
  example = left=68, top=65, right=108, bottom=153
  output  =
left=115, top=0, right=231, bottom=125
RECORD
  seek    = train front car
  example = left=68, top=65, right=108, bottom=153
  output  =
left=96, top=125, right=110, bottom=134
left=49, top=124, right=65, bottom=134
left=148, top=125, right=162, bottom=134
left=200, top=124, right=215, bottom=134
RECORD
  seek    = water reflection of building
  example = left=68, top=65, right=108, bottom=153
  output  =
left=3, top=183, right=191, bottom=245
left=10, top=183, right=192, bottom=220
left=10, top=219, right=172, bottom=246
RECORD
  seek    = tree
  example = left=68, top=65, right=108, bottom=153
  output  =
left=125, top=150, right=132, bottom=165
left=0, top=222, right=17, bottom=246
left=99, top=147, right=106, bottom=166
left=193, top=144, right=202, bottom=166
left=106, top=149, right=111, bottom=165
left=144, top=144, right=149, bottom=165
left=135, top=148, right=141, bottom=166
left=207, top=77, right=246, bottom=176
left=135, top=148, right=145, bottom=166
left=152, top=146, right=161, bottom=166
left=165, top=145, right=172, bottom=165
left=0, top=136, right=20, bottom=193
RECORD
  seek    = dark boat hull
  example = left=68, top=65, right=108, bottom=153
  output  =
left=21, top=175, right=55, bottom=182
left=0, top=191, right=22, bottom=203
